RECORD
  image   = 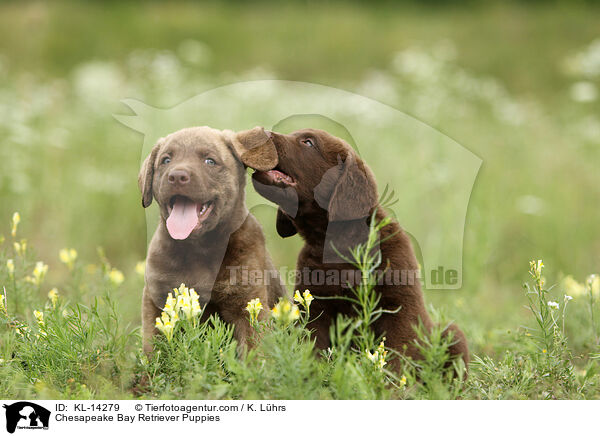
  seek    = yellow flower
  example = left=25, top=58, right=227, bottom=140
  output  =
left=245, top=298, right=263, bottom=325
left=400, top=375, right=407, bottom=387
left=271, top=299, right=300, bottom=325
left=302, top=290, right=314, bottom=307
left=27, top=262, right=48, bottom=287
left=6, top=259, right=14, bottom=279
left=178, top=294, right=193, bottom=319
left=48, top=288, right=59, bottom=307
left=190, top=288, right=202, bottom=318
left=0, top=294, right=6, bottom=314
left=529, top=259, right=544, bottom=283
left=293, top=289, right=314, bottom=311
left=13, top=240, right=27, bottom=257
left=59, top=248, right=78, bottom=270
left=542, top=349, right=547, bottom=354
left=33, top=309, right=44, bottom=325
left=108, top=269, right=124, bottom=286
left=562, top=275, right=586, bottom=297
left=135, top=261, right=146, bottom=277
left=161, top=284, right=202, bottom=322
left=163, top=292, right=177, bottom=316
left=366, top=338, right=388, bottom=371
left=11, top=212, right=20, bottom=238
left=155, top=311, right=177, bottom=341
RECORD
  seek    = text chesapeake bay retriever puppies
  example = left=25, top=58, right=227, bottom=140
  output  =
left=139, top=126, right=287, bottom=353
left=250, top=128, right=469, bottom=369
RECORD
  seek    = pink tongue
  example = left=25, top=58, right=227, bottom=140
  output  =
left=166, top=198, right=199, bottom=240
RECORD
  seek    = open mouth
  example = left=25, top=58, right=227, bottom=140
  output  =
left=254, top=166, right=296, bottom=187
left=166, top=195, right=214, bottom=240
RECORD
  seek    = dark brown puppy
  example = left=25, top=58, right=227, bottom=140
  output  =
left=139, top=126, right=286, bottom=353
left=251, top=128, right=469, bottom=369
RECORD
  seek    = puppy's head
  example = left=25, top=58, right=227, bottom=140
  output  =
left=251, top=128, right=378, bottom=236
left=138, top=126, right=277, bottom=240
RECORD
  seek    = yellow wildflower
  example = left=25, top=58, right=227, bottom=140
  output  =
left=11, top=212, right=20, bottom=238
left=562, top=275, right=586, bottom=297
left=542, top=349, right=547, bottom=354
left=529, top=259, right=544, bottom=284
left=27, top=262, right=48, bottom=287
left=245, top=298, right=263, bottom=325
left=33, top=310, right=44, bottom=326
left=302, top=290, right=314, bottom=307
left=271, top=299, right=300, bottom=325
left=0, top=293, right=6, bottom=314
left=178, top=294, right=193, bottom=319
left=294, top=289, right=314, bottom=311
left=155, top=311, right=177, bottom=341
left=163, top=292, right=177, bottom=316
left=59, top=248, right=78, bottom=270
left=13, top=240, right=27, bottom=257
left=48, top=288, right=59, bottom=307
left=135, top=261, right=146, bottom=277
left=190, top=288, right=202, bottom=318
left=108, top=269, right=124, bottom=286
left=400, top=375, right=407, bottom=387
left=6, top=259, right=14, bottom=279
left=365, top=338, right=388, bottom=371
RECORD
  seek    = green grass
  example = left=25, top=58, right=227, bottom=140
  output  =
left=0, top=0, right=600, bottom=398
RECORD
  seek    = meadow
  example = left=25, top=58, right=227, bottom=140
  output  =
left=0, top=0, right=599, bottom=399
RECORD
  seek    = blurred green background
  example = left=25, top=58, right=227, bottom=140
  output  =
left=1, top=0, right=599, bottom=356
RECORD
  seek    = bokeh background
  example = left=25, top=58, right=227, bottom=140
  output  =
left=1, top=0, right=599, bottom=357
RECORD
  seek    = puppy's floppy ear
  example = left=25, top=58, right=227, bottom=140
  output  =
left=327, top=152, right=378, bottom=222
left=228, top=127, right=278, bottom=171
left=138, top=138, right=164, bottom=208
left=276, top=208, right=297, bottom=238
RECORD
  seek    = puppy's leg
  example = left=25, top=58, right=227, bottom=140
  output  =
left=442, top=323, right=470, bottom=370
left=141, top=287, right=162, bottom=354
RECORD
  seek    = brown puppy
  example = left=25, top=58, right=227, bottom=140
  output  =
left=251, top=128, right=469, bottom=369
left=139, top=126, right=286, bottom=353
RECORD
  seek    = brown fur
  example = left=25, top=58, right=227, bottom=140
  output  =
left=251, top=128, right=469, bottom=370
left=139, top=126, right=286, bottom=353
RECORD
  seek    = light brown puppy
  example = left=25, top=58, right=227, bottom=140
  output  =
left=139, top=126, right=286, bottom=353
left=250, top=128, right=469, bottom=371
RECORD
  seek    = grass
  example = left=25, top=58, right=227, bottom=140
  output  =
left=0, top=0, right=599, bottom=399
left=1, top=212, right=599, bottom=399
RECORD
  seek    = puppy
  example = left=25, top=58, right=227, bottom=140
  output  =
left=139, top=126, right=287, bottom=353
left=250, top=128, right=469, bottom=369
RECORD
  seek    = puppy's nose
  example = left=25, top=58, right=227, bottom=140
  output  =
left=168, top=169, right=190, bottom=185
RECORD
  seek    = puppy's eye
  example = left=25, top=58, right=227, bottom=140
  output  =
left=302, top=138, right=314, bottom=147
left=161, top=156, right=171, bottom=165
left=205, top=158, right=216, bottom=166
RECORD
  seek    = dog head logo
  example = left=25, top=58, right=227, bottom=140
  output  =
left=2, top=402, right=50, bottom=433
left=117, top=80, right=481, bottom=290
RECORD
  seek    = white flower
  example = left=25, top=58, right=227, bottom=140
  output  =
left=570, top=81, right=598, bottom=103
left=547, top=301, right=560, bottom=310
